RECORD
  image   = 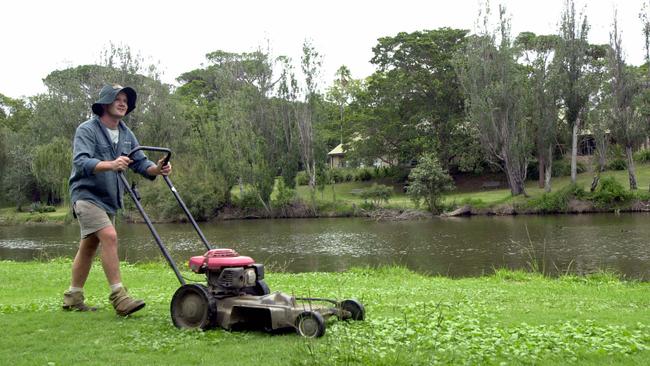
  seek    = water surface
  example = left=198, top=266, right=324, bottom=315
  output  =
left=1, top=214, right=648, bottom=279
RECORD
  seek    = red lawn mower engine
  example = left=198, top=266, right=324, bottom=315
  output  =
left=188, top=249, right=270, bottom=296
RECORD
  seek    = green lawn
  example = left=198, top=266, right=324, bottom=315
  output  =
left=0, top=261, right=648, bottom=365
left=0, top=205, right=70, bottom=224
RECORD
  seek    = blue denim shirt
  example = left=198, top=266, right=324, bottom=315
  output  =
left=69, top=116, right=156, bottom=214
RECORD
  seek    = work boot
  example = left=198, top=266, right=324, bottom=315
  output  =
left=109, top=287, right=145, bottom=316
left=62, top=290, right=97, bottom=312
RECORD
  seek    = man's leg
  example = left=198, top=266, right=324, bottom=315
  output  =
left=96, top=225, right=121, bottom=285
left=71, top=235, right=100, bottom=288
left=63, top=235, right=100, bottom=311
left=96, top=225, right=145, bottom=316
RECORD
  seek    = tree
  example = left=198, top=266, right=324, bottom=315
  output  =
left=296, top=40, right=322, bottom=191
left=31, top=136, right=72, bottom=204
left=0, top=94, right=34, bottom=206
left=178, top=49, right=281, bottom=211
left=456, top=5, right=532, bottom=196
left=326, top=65, right=354, bottom=145
left=516, top=32, right=560, bottom=192
left=608, top=14, right=644, bottom=190
left=555, top=0, right=591, bottom=184
left=406, top=153, right=455, bottom=213
left=349, top=28, right=474, bottom=170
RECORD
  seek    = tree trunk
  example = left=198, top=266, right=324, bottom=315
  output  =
left=544, top=145, right=553, bottom=193
left=503, top=152, right=527, bottom=196
left=626, top=145, right=638, bottom=190
left=538, top=151, right=544, bottom=189
left=590, top=153, right=606, bottom=192
left=570, top=117, right=581, bottom=184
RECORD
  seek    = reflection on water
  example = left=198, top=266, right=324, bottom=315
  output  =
left=1, top=214, right=649, bottom=280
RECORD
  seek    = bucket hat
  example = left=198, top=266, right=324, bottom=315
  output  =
left=92, top=84, right=137, bottom=116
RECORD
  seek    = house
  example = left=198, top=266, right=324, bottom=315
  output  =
left=327, top=142, right=395, bottom=169
left=327, top=144, right=346, bottom=168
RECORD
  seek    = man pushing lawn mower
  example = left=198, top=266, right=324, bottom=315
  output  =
left=61, top=85, right=365, bottom=336
left=63, top=84, right=171, bottom=316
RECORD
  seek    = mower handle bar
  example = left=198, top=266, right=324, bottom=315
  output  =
left=119, top=145, right=214, bottom=285
left=127, top=146, right=172, bottom=167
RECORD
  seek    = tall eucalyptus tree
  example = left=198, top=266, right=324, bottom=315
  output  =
left=456, top=5, right=532, bottom=196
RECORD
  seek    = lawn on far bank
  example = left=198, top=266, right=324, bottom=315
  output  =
left=0, top=261, right=648, bottom=365
left=295, top=163, right=650, bottom=210
left=0, top=205, right=70, bottom=224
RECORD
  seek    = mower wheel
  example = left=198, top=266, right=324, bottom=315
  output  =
left=339, top=299, right=365, bottom=321
left=243, top=279, right=271, bottom=296
left=295, top=311, right=326, bottom=338
left=170, top=284, right=217, bottom=330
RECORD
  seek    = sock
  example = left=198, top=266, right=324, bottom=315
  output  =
left=68, top=286, right=83, bottom=293
left=110, top=283, right=123, bottom=292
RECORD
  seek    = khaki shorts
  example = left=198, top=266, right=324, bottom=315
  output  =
left=74, top=200, right=115, bottom=238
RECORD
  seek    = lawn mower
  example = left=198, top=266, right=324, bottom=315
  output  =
left=118, top=146, right=365, bottom=337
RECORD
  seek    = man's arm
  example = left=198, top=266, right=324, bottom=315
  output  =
left=94, top=156, right=132, bottom=173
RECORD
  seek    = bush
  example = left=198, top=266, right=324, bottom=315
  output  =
left=271, top=177, right=296, bottom=208
left=28, top=202, right=56, bottom=213
left=295, top=171, right=309, bottom=186
left=549, top=159, right=587, bottom=178
left=406, top=153, right=455, bottom=214
left=528, top=183, right=586, bottom=213
left=355, top=167, right=373, bottom=181
left=591, top=176, right=630, bottom=207
left=327, top=168, right=358, bottom=183
left=233, top=190, right=262, bottom=210
left=359, top=184, right=393, bottom=207
left=634, top=149, right=650, bottom=163
left=384, top=166, right=411, bottom=182
left=607, top=158, right=627, bottom=171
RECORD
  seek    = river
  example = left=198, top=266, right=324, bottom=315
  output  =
left=1, top=214, right=648, bottom=280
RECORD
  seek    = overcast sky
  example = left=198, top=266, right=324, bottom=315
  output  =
left=1, top=0, right=646, bottom=99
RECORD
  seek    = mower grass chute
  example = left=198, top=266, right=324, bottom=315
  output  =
left=119, top=146, right=365, bottom=337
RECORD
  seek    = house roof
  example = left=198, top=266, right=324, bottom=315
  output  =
left=328, top=143, right=345, bottom=156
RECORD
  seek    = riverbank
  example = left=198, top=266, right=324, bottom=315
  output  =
left=4, top=165, right=650, bottom=223
left=0, top=261, right=648, bottom=365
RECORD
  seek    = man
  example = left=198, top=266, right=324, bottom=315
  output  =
left=63, top=84, right=171, bottom=316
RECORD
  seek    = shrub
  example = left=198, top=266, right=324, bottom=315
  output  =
left=28, top=202, right=56, bottom=213
left=295, top=171, right=309, bottom=186
left=528, top=183, right=586, bottom=213
left=359, top=184, right=393, bottom=207
left=233, top=190, right=262, bottom=210
left=591, top=176, right=630, bottom=207
left=355, top=167, right=373, bottom=181
left=634, top=149, right=650, bottom=163
left=607, top=158, right=627, bottom=171
left=406, top=153, right=455, bottom=214
left=385, top=166, right=411, bottom=182
left=271, top=177, right=296, bottom=208
left=328, top=168, right=345, bottom=184
left=550, top=159, right=587, bottom=177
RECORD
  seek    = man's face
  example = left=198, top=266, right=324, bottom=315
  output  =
left=104, top=91, right=128, bottom=118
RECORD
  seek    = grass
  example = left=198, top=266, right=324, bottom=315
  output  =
left=0, top=261, right=648, bottom=365
left=0, top=206, right=70, bottom=224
